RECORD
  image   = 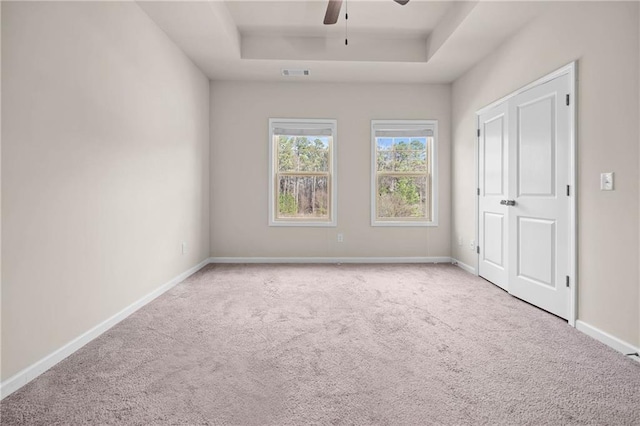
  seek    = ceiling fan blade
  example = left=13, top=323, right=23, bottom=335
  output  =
left=393, top=0, right=410, bottom=5
left=323, top=0, right=343, bottom=25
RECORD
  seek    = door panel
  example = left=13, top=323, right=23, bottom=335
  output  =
left=483, top=212, right=504, bottom=268
left=477, top=72, right=571, bottom=319
left=508, top=74, right=570, bottom=318
left=517, top=217, right=555, bottom=288
left=478, top=103, right=509, bottom=290
left=484, top=117, right=505, bottom=195
left=518, top=95, right=556, bottom=197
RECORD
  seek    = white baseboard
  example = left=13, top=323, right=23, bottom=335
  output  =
left=451, top=258, right=476, bottom=275
left=575, top=320, right=640, bottom=357
left=209, top=256, right=452, bottom=264
left=0, top=258, right=211, bottom=400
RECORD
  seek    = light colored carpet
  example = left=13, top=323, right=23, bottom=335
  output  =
left=1, top=264, right=639, bottom=425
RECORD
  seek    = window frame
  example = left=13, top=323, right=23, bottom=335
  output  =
left=268, top=118, right=338, bottom=227
left=370, top=119, right=438, bottom=227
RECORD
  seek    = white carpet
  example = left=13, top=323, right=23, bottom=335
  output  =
left=2, top=264, right=639, bottom=425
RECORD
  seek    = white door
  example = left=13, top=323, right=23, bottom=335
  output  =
left=477, top=72, right=571, bottom=319
left=507, top=74, right=571, bottom=318
left=478, top=102, right=509, bottom=290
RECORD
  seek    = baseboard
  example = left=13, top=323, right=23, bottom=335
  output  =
left=450, top=258, right=476, bottom=275
left=575, top=320, right=640, bottom=357
left=208, top=256, right=452, bottom=264
left=0, top=258, right=211, bottom=400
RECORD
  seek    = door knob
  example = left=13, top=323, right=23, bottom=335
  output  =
left=500, top=200, right=516, bottom=206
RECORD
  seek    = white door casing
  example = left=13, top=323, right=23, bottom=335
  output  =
left=476, top=65, right=575, bottom=321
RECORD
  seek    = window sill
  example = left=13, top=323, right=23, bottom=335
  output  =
left=269, top=220, right=337, bottom=227
left=371, top=220, right=438, bottom=227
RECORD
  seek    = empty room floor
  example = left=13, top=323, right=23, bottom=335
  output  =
left=1, top=264, right=639, bottom=425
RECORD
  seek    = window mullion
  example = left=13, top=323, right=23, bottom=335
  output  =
left=277, top=172, right=330, bottom=177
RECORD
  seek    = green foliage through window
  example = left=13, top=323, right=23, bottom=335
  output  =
left=378, top=176, right=427, bottom=218
left=375, top=136, right=431, bottom=220
left=276, top=135, right=331, bottom=219
left=278, top=193, right=297, bottom=216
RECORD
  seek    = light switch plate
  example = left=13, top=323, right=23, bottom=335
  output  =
left=600, top=172, right=614, bottom=191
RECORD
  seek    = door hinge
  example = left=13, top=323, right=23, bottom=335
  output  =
left=477, top=188, right=480, bottom=196
left=476, top=246, right=480, bottom=254
left=566, top=275, right=570, bottom=288
left=566, top=94, right=570, bottom=106
left=477, top=128, right=481, bottom=138
left=566, top=185, right=570, bottom=196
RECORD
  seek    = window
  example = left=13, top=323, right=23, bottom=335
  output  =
left=371, top=120, right=437, bottom=226
left=269, top=119, right=337, bottom=226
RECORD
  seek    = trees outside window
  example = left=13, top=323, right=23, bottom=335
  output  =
left=371, top=120, right=438, bottom=227
left=269, top=119, right=337, bottom=227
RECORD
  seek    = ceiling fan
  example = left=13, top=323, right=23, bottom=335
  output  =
left=323, top=0, right=409, bottom=25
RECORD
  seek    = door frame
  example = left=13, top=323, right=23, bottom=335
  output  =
left=475, top=61, right=578, bottom=327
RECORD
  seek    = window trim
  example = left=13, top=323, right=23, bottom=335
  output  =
left=370, top=119, right=438, bottom=227
left=268, top=118, right=338, bottom=227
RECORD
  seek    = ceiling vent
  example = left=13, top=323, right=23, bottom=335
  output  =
left=282, top=69, right=310, bottom=77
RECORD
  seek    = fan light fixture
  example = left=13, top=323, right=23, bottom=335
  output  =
left=323, top=0, right=409, bottom=45
left=324, top=0, right=409, bottom=25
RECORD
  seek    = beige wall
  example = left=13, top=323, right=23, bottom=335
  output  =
left=210, top=82, right=450, bottom=259
left=1, top=2, right=210, bottom=380
left=452, top=2, right=640, bottom=346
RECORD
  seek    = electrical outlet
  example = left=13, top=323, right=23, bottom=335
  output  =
left=337, top=233, right=344, bottom=243
left=458, top=236, right=463, bottom=246
left=470, top=239, right=475, bottom=251
left=181, top=242, right=187, bottom=255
